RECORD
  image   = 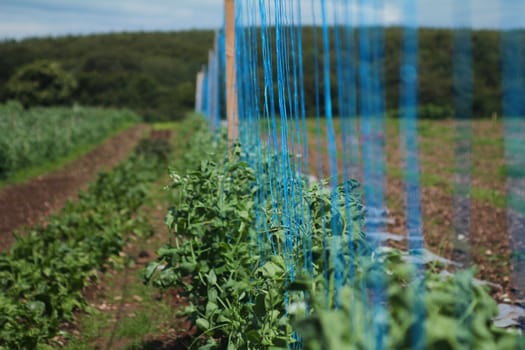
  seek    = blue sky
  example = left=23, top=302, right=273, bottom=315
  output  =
left=0, top=0, right=224, bottom=39
left=0, top=0, right=523, bottom=40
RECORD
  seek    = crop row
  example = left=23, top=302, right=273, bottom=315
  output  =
left=0, top=101, right=140, bottom=179
left=145, top=119, right=522, bottom=349
left=0, top=136, right=170, bottom=350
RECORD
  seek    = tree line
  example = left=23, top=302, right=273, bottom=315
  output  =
left=0, top=31, right=214, bottom=121
left=0, top=28, right=520, bottom=120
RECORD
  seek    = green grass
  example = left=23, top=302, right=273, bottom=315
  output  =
left=62, top=306, right=113, bottom=350
left=472, top=136, right=503, bottom=148
left=421, top=173, right=450, bottom=189
left=152, top=121, right=179, bottom=130
left=115, top=311, right=156, bottom=340
left=386, top=165, right=403, bottom=179
left=417, top=120, right=453, bottom=140
left=62, top=265, right=179, bottom=350
left=0, top=122, right=136, bottom=190
left=273, top=115, right=509, bottom=209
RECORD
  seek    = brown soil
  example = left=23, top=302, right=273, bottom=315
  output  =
left=0, top=125, right=148, bottom=251
left=305, top=119, right=518, bottom=301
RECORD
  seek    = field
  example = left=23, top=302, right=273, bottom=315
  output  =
left=139, top=117, right=523, bottom=349
left=0, top=118, right=173, bottom=349
left=300, top=116, right=512, bottom=292
left=0, top=109, right=523, bottom=349
left=0, top=102, right=139, bottom=182
left=0, top=16, right=524, bottom=350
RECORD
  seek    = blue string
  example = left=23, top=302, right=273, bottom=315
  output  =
left=452, top=0, right=473, bottom=269
left=202, top=69, right=209, bottom=119
left=199, top=1, right=525, bottom=348
left=273, top=0, right=293, bottom=311
left=357, top=0, right=388, bottom=347
left=370, top=0, right=387, bottom=224
left=322, top=0, right=346, bottom=310
left=400, top=0, right=425, bottom=348
left=248, top=0, right=268, bottom=264
left=310, top=0, right=330, bottom=308
left=501, top=2, right=525, bottom=296
left=294, top=0, right=313, bottom=278
left=258, top=0, right=280, bottom=258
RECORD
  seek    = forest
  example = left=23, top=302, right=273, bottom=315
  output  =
left=0, top=28, right=519, bottom=120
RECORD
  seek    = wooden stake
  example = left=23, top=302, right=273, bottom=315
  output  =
left=225, top=0, right=238, bottom=146
left=195, top=69, right=205, bottom=114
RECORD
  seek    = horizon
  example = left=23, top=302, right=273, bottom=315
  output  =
left=0, top=0, right=523, bottom=41
left=2, top=24, right=525, bottom=44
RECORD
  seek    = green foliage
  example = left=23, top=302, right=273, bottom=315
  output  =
left=143, top=123, right=369, bottom=349
left=134, top=137, right=173, bottom=166
left=145, top=140, right=284, bottom=349
left=5, top=60, right=77, bottom=107
left=0, top=31, right=214, bottom=121
left=144, top=121, right=522, bottom=349
left=292, top=251, right=520, bottom=350
left=0, top=102, right=139, bottom=179
left=0, top=28, right=518, bottom=119
left=0, top=138, right=170, bottom=349
left=387, top=104, right=453, bottom=119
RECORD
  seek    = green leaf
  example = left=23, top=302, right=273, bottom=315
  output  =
left=143, top=262, right=160, bottom=281
left=273, top=336, right=290, bottom=348
left=254, top=293, right=266, bottom=317
left=246, top=329, right=262, bottom=343
left=238, top=210, right=250, bottom=221
left=27, top=301, right=46, bottom=316
left=207, top=269, right=217, bottom=286
left=206, top=301, right=219, bottom=314
left=208, top=287, right=218, bottom=302
left=196, top=318, right=210, bottom=331
left=260, top=261, right=283, bottom=279
left=198, top=340, right=219, bottom=350
left=165, top=211, right=175, bottom=228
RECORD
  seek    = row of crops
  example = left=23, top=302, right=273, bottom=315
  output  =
left=191, top=0, right=525, bottom=347
left=0, top=136, right=171, bottom=349
left=0, top=101, right=140, bottom=179
left=144, top=120, right=523, bottom=349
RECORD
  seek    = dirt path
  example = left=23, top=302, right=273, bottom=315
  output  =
left=61, top=126, right=197, bottom=350
left=0, top=124, right=148, bottom=250
left=70, top=194, right=194, bottom=350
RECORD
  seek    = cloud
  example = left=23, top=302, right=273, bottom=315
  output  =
left=0, top=0, right=523, bottom=40
left=0, top=0, right=224, bottom=39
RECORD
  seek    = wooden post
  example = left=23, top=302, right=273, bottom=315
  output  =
left=195, top=70, right=205, bottom=114
left=225, top=0, right=238, bottom=146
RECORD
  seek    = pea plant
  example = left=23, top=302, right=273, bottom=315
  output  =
left=145, top=124, right=522, bottom=349
left=0, top=138, right=171, bottom=350
left=144, top=127, right=370, bottom=349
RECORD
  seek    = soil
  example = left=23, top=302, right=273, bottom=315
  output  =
left=304, top=119, right=519, bottom=302
left=73, top=201, right=195, bottom=350
left=0, top=125, right=148, bottom=251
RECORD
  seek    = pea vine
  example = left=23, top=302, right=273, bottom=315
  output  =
left=0, top=137, right=171, bottom=350
left=144, top=123, right=522, bottom=349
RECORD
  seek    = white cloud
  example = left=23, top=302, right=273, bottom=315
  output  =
left=0, top=0, right=224, bottom=39
left=383, top=4, right=402, bottom=26
left=0, top=0, right=523, bottom=40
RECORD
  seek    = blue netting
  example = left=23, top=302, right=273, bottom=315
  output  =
left=193, top=0, right=525, bottom=347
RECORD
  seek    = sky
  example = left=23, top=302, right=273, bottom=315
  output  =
left=0, top=0, right=523, bottom=40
